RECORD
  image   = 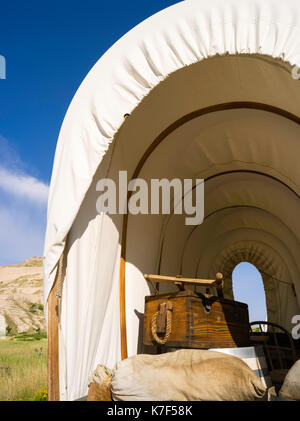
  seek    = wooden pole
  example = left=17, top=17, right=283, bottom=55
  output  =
left=47, top=279, right=60, bottom=401
left=119, top=255, right=128, bottom=360
left=144, top=273, right=223, bottom=287
left=120, top=207, right=128, bottom=360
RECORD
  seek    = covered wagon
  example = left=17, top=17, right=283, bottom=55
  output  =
left=44, top=0, right=300, bottom=401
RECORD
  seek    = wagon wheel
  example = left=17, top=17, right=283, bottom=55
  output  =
left=249, top=321, right=297, bottom=386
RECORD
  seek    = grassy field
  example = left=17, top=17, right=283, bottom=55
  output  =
left=0, top=333, right=47, bottom=401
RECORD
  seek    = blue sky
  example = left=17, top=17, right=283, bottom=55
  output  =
left=0, top=0, right=180, bottom=264
left=0, top=1, right=266, bottom=319
left=233, top=262, right=267, bottom=322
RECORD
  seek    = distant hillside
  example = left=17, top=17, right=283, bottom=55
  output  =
left=3, top=256, right=43, bottom=268
left=0, top=257, right=45, bottom=337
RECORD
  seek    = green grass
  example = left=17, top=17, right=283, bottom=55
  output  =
left=0, top=335, right=47, bottom=401
left=13, top=331, right=47, bottom=341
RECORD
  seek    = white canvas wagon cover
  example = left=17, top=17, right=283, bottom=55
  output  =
left=44, top=0, right=300, bottom=400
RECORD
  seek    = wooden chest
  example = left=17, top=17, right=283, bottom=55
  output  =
left=143, top=290, right=250, bottom=349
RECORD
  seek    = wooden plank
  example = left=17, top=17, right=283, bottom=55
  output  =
left=47, top=279, right=60, bottom=401
left=156, top=302, right=168, bottom=334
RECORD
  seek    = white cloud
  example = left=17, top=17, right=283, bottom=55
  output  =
left=0, top=138, right=49, bottom=264
left=0, top=166, right=49, bottom=205
left=0, top=205, right=46, bottom=265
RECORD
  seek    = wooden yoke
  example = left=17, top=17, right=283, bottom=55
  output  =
left=144, top=273, right=224, bottom=298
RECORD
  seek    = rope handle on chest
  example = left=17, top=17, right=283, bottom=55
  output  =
left=151, top=301, right=173, bottom=345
